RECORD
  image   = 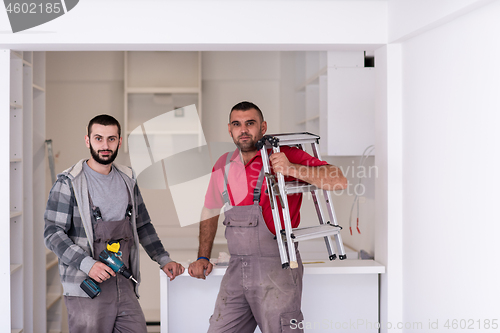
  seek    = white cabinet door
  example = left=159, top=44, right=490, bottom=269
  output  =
left=326, top=67, right=375, bottom=156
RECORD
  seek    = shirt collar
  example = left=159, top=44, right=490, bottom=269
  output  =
left=229, top=148, right=263, bottom=166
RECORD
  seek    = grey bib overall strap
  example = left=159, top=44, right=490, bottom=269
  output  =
left=64, top=194, right=147, bottom=333
left=208, top=151, right=304, bottom=333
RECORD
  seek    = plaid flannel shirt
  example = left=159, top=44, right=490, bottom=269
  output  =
left=44, top=159, right=172, bottom=297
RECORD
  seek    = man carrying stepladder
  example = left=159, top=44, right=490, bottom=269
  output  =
left=188, top=101, right=347, bottom=332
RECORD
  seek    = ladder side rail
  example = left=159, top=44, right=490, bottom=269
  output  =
left=323, top=190, right=347, bottom=259
left=311, top=142, right=347, bottom=260
left=272, top=146, right=298, bottom=269
left=45, top=139, right=56, bottom=184
left=296, top=143, right=337, bottom=260
left=311, top=190, right=338, bottom=260
left=299, top=141, right=337, bottom=260
left=260, top=146, right=290, bottom=268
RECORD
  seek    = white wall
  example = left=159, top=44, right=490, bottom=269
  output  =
left=202, top=52, right=282, bottom=143
left=46, top=51, right=126, bottom=180
left=400, top=0, right=500, bottom=329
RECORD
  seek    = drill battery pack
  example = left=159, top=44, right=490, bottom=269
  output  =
left=80, top=278, right=101, bottom=299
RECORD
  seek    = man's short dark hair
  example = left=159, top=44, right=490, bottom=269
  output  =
left=230, top=101, right=264, bottom=122
left=88, top=114, right=121, bottom=138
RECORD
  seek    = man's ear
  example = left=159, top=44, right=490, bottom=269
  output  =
left=85, top=135, right=90, bottom=148
left=261, top=121, right=267, bottom=135
left=228, top=123, right=233, bottom=137
left=118, top=137, right=123, bottom=149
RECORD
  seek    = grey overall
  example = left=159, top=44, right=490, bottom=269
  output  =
left=208, top=153, right=304, bottom=333
left=65, top=197, right=147, bottom=333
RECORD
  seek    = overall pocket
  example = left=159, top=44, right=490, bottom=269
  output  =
left=224, top=208, right=259, bottom=256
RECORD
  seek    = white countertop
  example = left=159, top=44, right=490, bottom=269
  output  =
left=172, top=259, right=384, bottom=278
left=300, top=259, right=385, bottom=274
left=166, top=240, right=384, bottom=277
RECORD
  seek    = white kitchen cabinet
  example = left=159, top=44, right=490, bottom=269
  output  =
left=160, top=259, right=384, bottom=333
left=295, top=51, right=375, bottom=156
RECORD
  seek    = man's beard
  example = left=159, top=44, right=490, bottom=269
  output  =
left=89, top=142, right=119, bottom=165
left=234, top=133, right=259, bottom=152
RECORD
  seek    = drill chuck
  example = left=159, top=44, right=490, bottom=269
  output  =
left=117, top=264, right=137, bottom=283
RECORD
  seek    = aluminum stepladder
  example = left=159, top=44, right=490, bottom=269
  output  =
left=255, top=132, right=347, bottom=269
left=45, top=139, right=56, bottom=184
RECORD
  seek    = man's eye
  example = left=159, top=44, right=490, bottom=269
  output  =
left=95, top=137, right=101, bottom=141
left=247, top=122, right=255, bottom=126
left=109, top=138, right=115, bottom=142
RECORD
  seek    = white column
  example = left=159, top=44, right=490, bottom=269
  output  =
left=374, top=44, right=403, bottom=333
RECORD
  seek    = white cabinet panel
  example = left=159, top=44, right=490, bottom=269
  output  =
left=295, top=51, right=375, bottom=156
left=327, top=67, right=375, bottom=156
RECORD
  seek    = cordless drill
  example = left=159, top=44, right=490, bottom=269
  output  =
left=80, top=241, right=138, bottom=298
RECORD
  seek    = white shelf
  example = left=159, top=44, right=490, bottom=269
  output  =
left=46, top=293, right=62, bottom=310
left=295, top=52, right=325, bottom=137
left=33, top=84, right=45, bottom=92
left=8, top=50, right=48, bottom=332
left=296, top=66, right=327, bottom=91
left=10, top=210, right=22, bottom=218
left=10, top=264, right=22, bottom=274
left=126, top=87, right=199, bottom=94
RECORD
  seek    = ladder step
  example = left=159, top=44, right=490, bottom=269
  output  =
left=290, top=224, right=341, bottom=242
left=264, top=132, right=320, bottom=147
left=284, top=181, right=318, bottom=194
